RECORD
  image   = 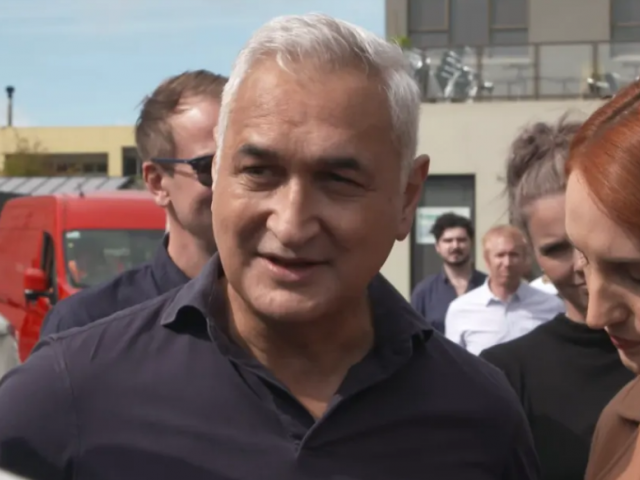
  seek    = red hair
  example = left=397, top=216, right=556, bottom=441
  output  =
left=566, top=80, right=640, bottom=238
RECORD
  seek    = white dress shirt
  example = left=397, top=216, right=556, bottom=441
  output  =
left=530, top=275, right=558, bottom=295
left=444, top=280, right=565, bottom=355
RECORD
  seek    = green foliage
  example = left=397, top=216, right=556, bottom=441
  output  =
left=1, top=135, right=54, bottom=176
left=390, top=35, right=412, bottom=49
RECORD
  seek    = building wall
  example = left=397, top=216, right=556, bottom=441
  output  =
left=0, top=126, right=135, bottom=176
left=380, top=98, right=604, bottom=299
left=528, top=0, right=610, bottom=43
left=387, top=0, right=612, bottom=43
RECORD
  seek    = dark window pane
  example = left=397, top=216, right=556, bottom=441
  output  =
left=408, top=0, right=448, bottom=31
left=410, top=31, right=450, bottom=48
left=490, top=0, right=527, bottom=26
left=451, top=0, right=489, bottom=45
left=490, top=28, right=528, bottom=45
left=612, top=0, right=640, bottom=24
left=612, top=25, right=640, bottom=42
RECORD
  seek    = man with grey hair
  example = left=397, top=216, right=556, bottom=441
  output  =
left=0, top=14, right=538, bottom=480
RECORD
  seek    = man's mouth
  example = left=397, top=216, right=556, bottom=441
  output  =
left=259, top=254, right=327, bottom=282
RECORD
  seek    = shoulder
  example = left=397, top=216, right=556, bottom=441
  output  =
left=521, top=282, right=563, bottom=305
left=41, top=263, right=156, bottom=334
left=481, top=319, right=552, bottom=363
left=47, top=285, right=181, bottom=356
left=411, top=274, right=439, bottom=296
left=427, top=334, right=524, bottom=418
left=587, top=377, right=640, bottom=476
left=448, top=285, right=485, bottom=311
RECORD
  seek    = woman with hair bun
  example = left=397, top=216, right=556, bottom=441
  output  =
left=565, top=80, right=640, bottom=479
left=480, top=117, right=632, bottom=480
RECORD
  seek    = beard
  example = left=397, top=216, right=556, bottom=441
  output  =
left=444, top=254, right=470, bottom=267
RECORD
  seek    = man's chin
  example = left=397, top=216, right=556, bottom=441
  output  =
left=445, top=258, right=469, bottom=267
left=246, top=289, right=331, bottom=323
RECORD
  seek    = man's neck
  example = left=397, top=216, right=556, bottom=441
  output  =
left=488, top=278, right=520, bottom=302
left=226, top=286, right=374, bottom=374
left=166, top=229, right=214, bottom=279
left=443, top=262, right=473, bottom=282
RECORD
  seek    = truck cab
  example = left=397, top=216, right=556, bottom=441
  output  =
left=0, top=191, right=166, bottom=360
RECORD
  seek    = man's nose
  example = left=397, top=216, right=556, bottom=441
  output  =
left=265, top=180, right=321, bottom=248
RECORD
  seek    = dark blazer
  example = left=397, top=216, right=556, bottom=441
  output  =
left=585, top=376, right=640, bottom=480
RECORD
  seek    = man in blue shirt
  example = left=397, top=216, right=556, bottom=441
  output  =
left=411, top=213, right=487, bottom=332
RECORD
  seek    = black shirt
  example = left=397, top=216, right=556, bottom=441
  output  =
left=411, top=269, right=487, bottom=333
left=39, top=236, right=189, bottom=337
left=0, top=255, right=539, bottom=480
left=480, top=314, right=634, bottom=480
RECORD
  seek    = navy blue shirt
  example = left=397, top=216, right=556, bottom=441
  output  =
left=39, top=236, right=189, bottom=337
left=411, top=269, right=487, bottom=333
left=0, top=256, right=538, bottom=480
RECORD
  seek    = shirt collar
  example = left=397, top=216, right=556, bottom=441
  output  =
left=161, top=254, right=432, bottom=346
left=438, top=268, right=485, bottom=287
left=151, top=234, right=191, bottom=293
left=480, top=278, right=526, bottom=306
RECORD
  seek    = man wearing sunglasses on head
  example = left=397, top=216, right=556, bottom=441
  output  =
left=39, top=70, right=226, bottom=338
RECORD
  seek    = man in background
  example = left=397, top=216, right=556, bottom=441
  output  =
left=40, top=70, right=226, bottom=336
left=411, top=213, right=486, bottom=333
left=445, top=224, right=564, bottom=354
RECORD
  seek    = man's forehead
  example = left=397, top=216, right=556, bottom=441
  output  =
left=229, top=61, right=392, bottom=129
left=441, top=227, right=468, bottom=239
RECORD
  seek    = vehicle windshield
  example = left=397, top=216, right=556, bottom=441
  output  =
left=64, top=229, right=165, bottom=289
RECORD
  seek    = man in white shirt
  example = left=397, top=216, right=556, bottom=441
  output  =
left=445, top=225, right=564, bottom=355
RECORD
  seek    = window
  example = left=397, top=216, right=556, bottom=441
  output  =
left=64, top=229, right=165, bottom=289
left=122, top=147, right=142, bottom=177
left=611, top=0, right=640, bottom=56
left=40, top=232, right=58, bottom=303
left=408, top=0, right=528, bottom=48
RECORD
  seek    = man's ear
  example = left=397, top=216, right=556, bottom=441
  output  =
left=142, top=161, right=170, bottom=208
left=396, top=154, right=430, bottom=241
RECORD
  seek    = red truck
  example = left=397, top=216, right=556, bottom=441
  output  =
left=0, top=191, right=166, bottom=361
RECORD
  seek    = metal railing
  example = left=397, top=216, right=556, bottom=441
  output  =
left=404, top=40, right=640, bottom=102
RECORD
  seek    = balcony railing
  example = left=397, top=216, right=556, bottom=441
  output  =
left=404, top=40, right=640, bottom=102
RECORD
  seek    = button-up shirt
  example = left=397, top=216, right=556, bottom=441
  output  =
left=39, top=235, right=190, bottom=337
left=411, top=269, right=487, bottom=333
left=0, top=255, right=539, bottom=480
left=445, top=280, right=565, bottom=355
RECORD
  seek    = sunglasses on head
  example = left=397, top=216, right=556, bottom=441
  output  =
left=152, top=154, right=214, bottom=187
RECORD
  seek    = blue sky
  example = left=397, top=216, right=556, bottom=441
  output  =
left=0, top=0, right=384, bottom=127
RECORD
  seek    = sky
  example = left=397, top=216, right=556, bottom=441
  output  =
left=0, top=0, right=384, bottom=127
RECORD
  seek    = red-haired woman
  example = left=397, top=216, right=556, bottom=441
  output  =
left=565, top=80, right=640, bottom=479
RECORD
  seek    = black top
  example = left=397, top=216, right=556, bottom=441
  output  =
left=0, top=255, right=539, bottom=480
left=480, top=314, right=634, bottom=480
left=39, top=235, right=189, bottom=337
left=411, top=269, right=487, bottom=333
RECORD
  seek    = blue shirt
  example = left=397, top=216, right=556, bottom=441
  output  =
left=411, top=269, right=487, bottom=333
left=39, top=236, right=190, bottom=337
left=0, top=255, right=538, bottom=480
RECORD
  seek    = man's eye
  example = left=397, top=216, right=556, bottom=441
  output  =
left=324, top=172, right=358, bottom=186
left=243, top=166, right=271, bottom=177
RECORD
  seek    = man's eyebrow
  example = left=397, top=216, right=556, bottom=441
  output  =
left=237, top=144, right=365, bottom=172
left=237, top=143, right=280, bottom=162
left=316, top=156, right=364, bottom=172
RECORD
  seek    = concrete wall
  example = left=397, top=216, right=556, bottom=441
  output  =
left=0, top=126, right=135, bottom=176
left=528, top=0, right=610, bottom=43
left=380, top=98, right=604, bottom=298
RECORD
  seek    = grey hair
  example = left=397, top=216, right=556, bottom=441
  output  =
left=214, top=13, right=421, bottom=186
left=505, top=115, right=582, bottom=231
